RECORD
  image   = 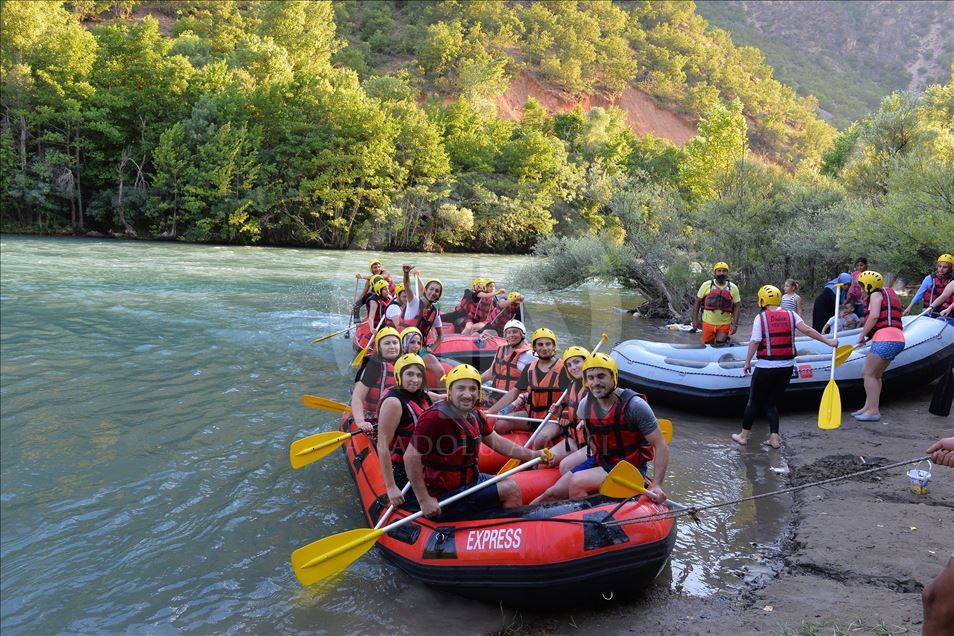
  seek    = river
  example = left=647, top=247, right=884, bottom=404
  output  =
left=0, top=236, right=791, bottom=634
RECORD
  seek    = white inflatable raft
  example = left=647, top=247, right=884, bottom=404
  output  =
left=612, top=316, right=954, bottom=415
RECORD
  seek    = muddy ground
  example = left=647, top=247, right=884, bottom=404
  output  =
left=494, top=381, right=953, bottom=636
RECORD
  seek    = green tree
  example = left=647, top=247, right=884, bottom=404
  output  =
left=678, top=99, right=748, bottom=201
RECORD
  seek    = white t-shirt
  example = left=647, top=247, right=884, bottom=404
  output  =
left=403, top=296, right=443, bottom=329
left=749, top=309, right=803, bottom=368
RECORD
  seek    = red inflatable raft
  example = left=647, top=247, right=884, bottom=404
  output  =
left=352, top=321, right=503, bottom=371
left=337, top=415, right=677, bottom=607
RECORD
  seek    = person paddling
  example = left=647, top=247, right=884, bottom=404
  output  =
left=731, top=285, right=837, bottom=449
left=350, top=327, right=402, bottom=433
left=403, top=365, right=553, bottom=520
left=904, top=254, right=953, bottom=319
left=535, top=353, right=669, bottom=503
left=692, top=262, right=741, bottom=345
left=376, top=354, right=432, bottom=508
left=853, top=271, right=905, bottom=421
left=486, top=327, right=566, bottom=449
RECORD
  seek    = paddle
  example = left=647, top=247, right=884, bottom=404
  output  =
left=302, top=394, right=350, bottom=413
left=352, top=314, right=387, bottom=369
left=598, top=460, right=690, bottom=511
left=290, top=429, right=363, bottom=469
left=311, top=325, right=355, bottom=344
left=373, top=483, right=412, bottom=529
left=496, top=334, right=609, bottom=474
left=818, top=283, right=843, bottom=430
left=488, top=413, right=674, bottom=444
left=291, top=451, right=549, bottom=586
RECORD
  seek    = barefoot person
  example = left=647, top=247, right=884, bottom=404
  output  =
left=731, top=285, right=838, bottom=449
left=403, top=365, right=553, bottom=520
left=692, top=262, right=741, bottom=345
left=852, top=271, right=904, bottom=421
left=376, top=354, right=432, bottom=507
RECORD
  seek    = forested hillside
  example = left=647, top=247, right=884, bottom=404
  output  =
left=1, top=1, right=951, bottom=315
left=697, top=0, right=954, bottom=127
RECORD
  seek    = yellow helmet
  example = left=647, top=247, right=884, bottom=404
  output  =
left=582, top=352, right=618, bottom=385
left=757, top=285, right=782, bottom=308
left=374, top=326, right=400, bottom=349
left=471, top=278, right=485, bottom=291
left=442, top=363, right=481, bottom=392
left=372, top=278, right=390, bottom=296
left=483, top=278, right=496, bottom=287
left=531, top=327, right=557, bottom=347
left=369, top=259, right=382, bottom=272
left=508, top=291, right=521, bottom=302
left=857, top=270, right=884, bottom=293
left=399, top=326, right=423, bottom=347
left=938, top=254, right=954, bottom=266
left=712, top=262, right=730, bottom=273
left=394, top=282, right=406, bottom=296
left=394, top=353, right=426, bottom=386
left=562, top=345, right=591, bottom=364
left=370, top=274, right=384, bottom=286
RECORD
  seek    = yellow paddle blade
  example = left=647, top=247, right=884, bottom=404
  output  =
left=599, top=460, right=648, bottom=499
left=301, top=394, right=350, bottom=413
left=834, top=345, right=856, bottom=367
left=291, top=528, right=384, bottom=586
left=657, top=419, right=673, bottom=444
left=310, top=331, right=340, bottom=344
left=351, top=346, right=370, bottom=369
left=817, top=378, right=842, bottom=429
left=496, top=457, right=520, bottom=475
left=289, top=431, right=351, bottom=469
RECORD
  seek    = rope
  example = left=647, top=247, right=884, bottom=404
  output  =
left=604, top=455, right=931, bottom=528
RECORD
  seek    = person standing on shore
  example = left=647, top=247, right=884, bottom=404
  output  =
left=731, top=285, right=837, bottom=449
left=811, top=271, right=852, bottom=332
left=852, top=271, right=904, bottom=422
left=847, top=257, right=868, bottom=318
left=692, top=262, right=741, bottom=345
left=780, top=279, right=802, bottom=315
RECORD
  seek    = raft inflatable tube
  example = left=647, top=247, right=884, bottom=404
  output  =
left=337, top=415, right=676, bottom=607
left=612, top=315, right=954, bottom=415
left=353, top=321, right=504, bottom=371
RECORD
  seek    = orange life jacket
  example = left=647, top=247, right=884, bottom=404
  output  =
left=525, top=358, right=565, bottom=420
left=491, top=343, right=531, bottom=393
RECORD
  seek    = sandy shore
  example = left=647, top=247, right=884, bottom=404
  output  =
left=495, top=380, right=952, bottom=635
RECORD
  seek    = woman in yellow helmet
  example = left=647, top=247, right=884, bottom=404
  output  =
left=853, top=271, right=905, bottom=422
left=350, top=327, right=402, bottom=433
left=903, top=254, right=953, bottom=318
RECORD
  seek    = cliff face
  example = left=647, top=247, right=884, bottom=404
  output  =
left=495, top=71, right=697, bottom=145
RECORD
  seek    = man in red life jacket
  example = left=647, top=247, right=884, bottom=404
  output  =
left=403, top=364, right=553, bottom=520
left=567, top=353, right=669, bottom=502
left=692, top=262, right=741, bottom=345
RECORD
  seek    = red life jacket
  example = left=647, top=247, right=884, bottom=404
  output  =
left=485, top=303, right=518, bottom=333
left=469, top=294, right=495, bottom=322
left=561, top=378, right=586, bottom=446
left=378, top=386, right=432, bottom=464
left=526, top=358, right=565, bottom=420
left=864, top=287, right=902, bottom=336
left=356, top=356, right=396, bottom=413
left=418, top=401, right=487, bottom=496
left=381, top=298, right=402, bottom=328
left=455, top=289, right=476, bottom=314
left=756, top=309, right=797, bottom=360
left=413, top=301, right=439, bottom=338
left=702, top=280, right=735, bottom=313
left=582, top=389, right=654, bottom=471
left=924, top=273, right=953, bottom=310
left=491, top=343, right=531, bottom=392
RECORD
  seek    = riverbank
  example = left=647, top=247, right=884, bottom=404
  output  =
left=494, top=380, right=952, bottom=635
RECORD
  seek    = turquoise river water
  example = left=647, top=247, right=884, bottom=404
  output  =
left=1, top=236, right=792, bottom=634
